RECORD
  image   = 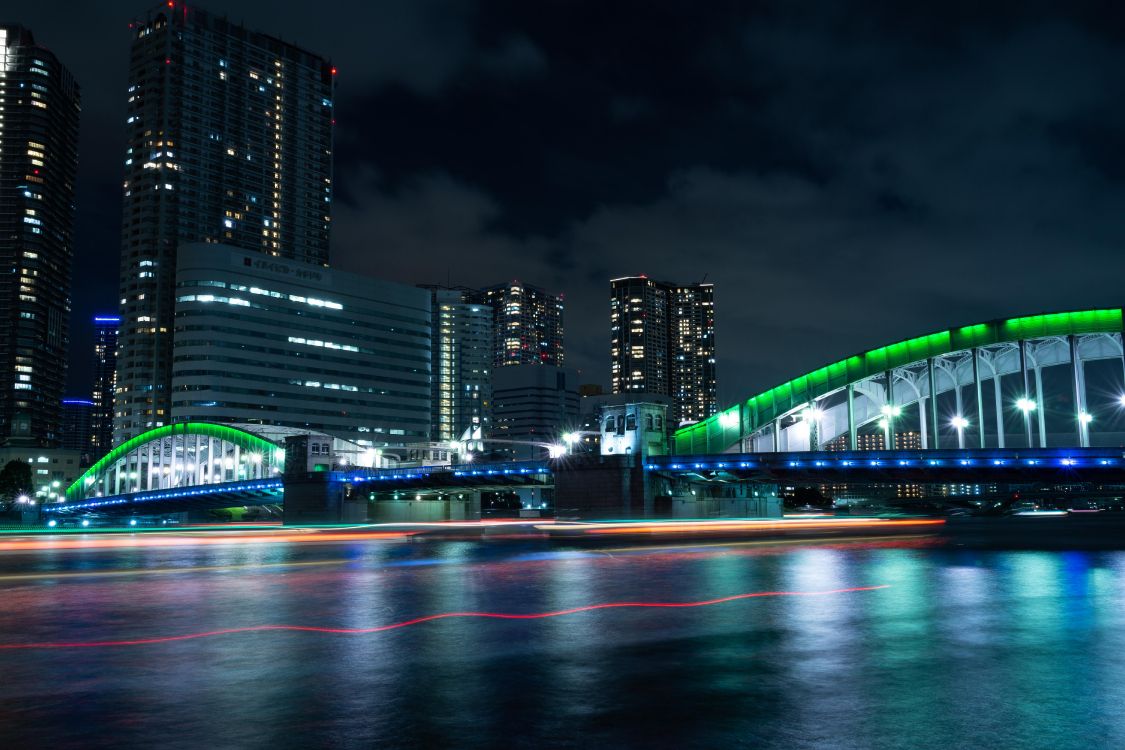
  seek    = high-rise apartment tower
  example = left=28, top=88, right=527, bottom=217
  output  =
left=114, top=3, right=334, bottom=441
left=90, top=316, right=120, bottom=455
left=610, top=276, right=715, bottom=425
left=420, top=286, right=493, bottom=443
left=480, top=281, right=564, bottom=367
left=0, top=25, right=80, bottom=446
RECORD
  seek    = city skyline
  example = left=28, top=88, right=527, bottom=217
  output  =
left=14, top=1, right=1125, bottom=413
left=6, top=7, right=1125, bottom=748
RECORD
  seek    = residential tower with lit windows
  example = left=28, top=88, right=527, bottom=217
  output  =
left=90, top=316, right=120, bottom=455
left=0, top=25, right=80, bottom=446
left=419, top=286, right=493, bottom=443
left=114, top=3, right=334, bottom=442
left=480, top=281, right=564, bottom=367
left=610, top=276, right=716, bottom=426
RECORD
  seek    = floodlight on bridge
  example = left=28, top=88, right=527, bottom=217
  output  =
left=547, top=444, right=567, bottom=459
left=950, top=415, right=969, bottom=431
left=1016, top=397, right=1037, bottom=413
left=880, top=405, right=902, bottom=418
left=1079, top=411, right=1094, bottom=425
left=800, top=406, right=823, bottom=422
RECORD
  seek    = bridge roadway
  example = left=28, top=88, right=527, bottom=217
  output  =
left=648, top=447, right=1125, bottom=485
left=43, top=448, right=1125, bottom=517
left=44, top=460, right=552, bottom=517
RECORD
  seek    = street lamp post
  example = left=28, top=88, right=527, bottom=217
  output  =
left=1078, top=411, right=1093, bottom=446
left=801, top=406, right=823, bottom=451
left=880, top=404, right=901, bottom=450
left=950, top=415, right=969, bottom=449
left=1016, top=397, right=1036, bottom=448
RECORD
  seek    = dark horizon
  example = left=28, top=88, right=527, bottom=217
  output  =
left=21, top=1, right=1125, bottom=409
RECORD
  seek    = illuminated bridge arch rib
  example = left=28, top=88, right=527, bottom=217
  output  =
left=674, top=310, right=1125, bottom=455
left=66, top=423, right=283, bottom=503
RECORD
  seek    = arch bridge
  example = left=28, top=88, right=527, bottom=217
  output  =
left=674, top=309, right=1125, bottom=456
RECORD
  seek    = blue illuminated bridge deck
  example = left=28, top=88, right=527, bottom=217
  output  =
left=327, top=459, right=554, bottom=489
left=44, top=449, right=1125, bottom=517
left=45, top=460, right=553, bottom=516
left=44, top=478, right=284, bottom=515
left=648, top=447, right=1125, bottom=484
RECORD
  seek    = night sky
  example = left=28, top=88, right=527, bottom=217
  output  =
left=22, top=1, right=1125, bottom=406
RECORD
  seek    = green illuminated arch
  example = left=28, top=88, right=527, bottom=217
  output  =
left=674, top=309, right=1124, bottom=454
left=66, top=422, right=281, bottom=501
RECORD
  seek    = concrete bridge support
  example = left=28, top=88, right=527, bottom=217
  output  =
left=282, top=473, right=367, bottom=525
left=553, top=454, right=650, bottom=519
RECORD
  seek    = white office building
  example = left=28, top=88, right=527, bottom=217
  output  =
left=171, top=243, right=431, bottom=447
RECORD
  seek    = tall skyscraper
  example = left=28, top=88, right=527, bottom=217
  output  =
left=670, top=282, right=717, bottom=424
left=420, top=286, right=493, bottom=443
left=0, top=26, right=80, bottom=446
left=480, top=281, right=564, bottom=367
left=90, top=316, right=120, bottom=455
left=114, top=3, right=335, bottom=442
left=610, top=276, right=716, bottom=425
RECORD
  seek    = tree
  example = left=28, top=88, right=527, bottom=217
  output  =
left=0, top=460, right=33, bottom=510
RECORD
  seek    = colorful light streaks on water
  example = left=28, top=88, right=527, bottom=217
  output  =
left=0, top=585, right=889, bottom=650
left=0, top=529, right=416, bottom=552
left=0, top=517, right=946, bottom=551
left=540, top=517, right=946, bottom=536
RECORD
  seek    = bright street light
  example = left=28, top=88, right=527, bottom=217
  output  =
left=800, top=406, right=823, bottom=422
left=1079, top=411, right=1094, bottom=425
left=1016, top=397, right=1037, bottom=413
left=547, top=444, right=567, bottom=459
left=950, top=415, right=969, bottom=431
left=880, top=404, right=901, bottom=418
left=562, top=432, right=580, bottom=445
left=718, top=410, right=740, bottom=428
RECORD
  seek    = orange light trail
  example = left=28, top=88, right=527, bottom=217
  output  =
left=0, top=530, right=415, bottom=553
left=541, top=518, right=945, bottom=535
left=0, top=585, right=888, bottom=649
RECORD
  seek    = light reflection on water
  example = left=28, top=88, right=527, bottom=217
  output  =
left=2, top=539, right=1125, bottom=748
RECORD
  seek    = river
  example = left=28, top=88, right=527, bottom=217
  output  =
left=1, top=528, right=1123, bottom=748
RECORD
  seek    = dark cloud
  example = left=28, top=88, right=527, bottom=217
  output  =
left=21, top=1, right=1125, bottom=406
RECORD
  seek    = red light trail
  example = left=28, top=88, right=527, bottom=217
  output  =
left=0, top=585, right=887, bottom=650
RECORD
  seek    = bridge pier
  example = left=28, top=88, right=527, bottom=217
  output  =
left=553, top=454, right=650, bottom=519
left=282, top=472, right=367, bottom=525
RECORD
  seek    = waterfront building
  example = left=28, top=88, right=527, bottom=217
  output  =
left=492, top=364, right=579, bottom=460
left=480, top=280, right=564, bottom=367
left=114, top=3, right=334, bottom=442
left=579, top=391, right=671, bottom=455
left=0, top=25, right=80, bottom=446
left=419, top=286, right=492, bottom=443
left=170, top=243, right=430, bottom=447
left=609, top=276, right=716, bottom=426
